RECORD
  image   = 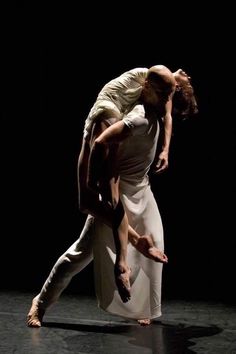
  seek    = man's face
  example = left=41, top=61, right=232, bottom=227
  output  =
left=143, top=80, right=174, bottom=109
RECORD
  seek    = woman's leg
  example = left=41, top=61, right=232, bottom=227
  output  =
left=86, top=119, right=131, bottom=303
left=104, top=145, right=131, bottom=303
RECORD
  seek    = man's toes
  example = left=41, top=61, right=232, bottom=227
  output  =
left=27, top=317, right=41, bottom=327
left=138, top=319, right=151, bottom=326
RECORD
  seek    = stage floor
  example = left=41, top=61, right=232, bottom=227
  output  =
left=0, top=291, right=235, bottom=353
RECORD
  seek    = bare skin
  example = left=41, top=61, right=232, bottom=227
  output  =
left=27, top=297, right=45, bottom=327
left=114, top=266, right=131, bottom=303
left=133, top=234, right=168, bottom=263
left=137, top=319, right=151, bottom=326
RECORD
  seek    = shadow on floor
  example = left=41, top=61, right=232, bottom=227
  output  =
left=43, top=320, right=222, bottom=354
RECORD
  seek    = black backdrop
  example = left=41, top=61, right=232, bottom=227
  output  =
left=1, top=3, right=235, bottom=303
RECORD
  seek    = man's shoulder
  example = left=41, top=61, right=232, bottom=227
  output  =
left=123, top=104, right=148, bottom=134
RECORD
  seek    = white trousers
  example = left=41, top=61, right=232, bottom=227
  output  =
left=37, top=180, right=164, bottom=320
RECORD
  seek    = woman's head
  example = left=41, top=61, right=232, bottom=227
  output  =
left=172, top=69, right=198, bottom=119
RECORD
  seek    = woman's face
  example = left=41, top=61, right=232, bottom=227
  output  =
left=174, top=69, right=191, bottom=85
left=174, top=69, right=193, bottom=95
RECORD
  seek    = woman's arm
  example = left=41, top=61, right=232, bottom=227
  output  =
left=153, top=99, right=173, bottom=174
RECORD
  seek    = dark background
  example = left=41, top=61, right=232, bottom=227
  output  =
left=1, top=3, right=235, bottom=303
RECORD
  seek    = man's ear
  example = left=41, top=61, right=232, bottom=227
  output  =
left=175, top=84, right=181, bottom=92
left=144, top=79, right=149, bottom=88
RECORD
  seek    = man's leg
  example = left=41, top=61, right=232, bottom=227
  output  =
left=27, top=215, right=95, bottom=327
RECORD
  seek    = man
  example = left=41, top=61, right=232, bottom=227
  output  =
left=27, top=65, right=196, bottom=326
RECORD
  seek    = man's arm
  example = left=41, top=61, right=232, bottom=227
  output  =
left=87, top=120, right=130, bottom=192
left=82, top=119, right=145, bottom=246
left=80, top=118, right=168, bottom=263
left=94, top=120, right=131, bottom=145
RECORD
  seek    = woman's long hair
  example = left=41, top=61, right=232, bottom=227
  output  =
left=172, top=80, right=198, bottom=120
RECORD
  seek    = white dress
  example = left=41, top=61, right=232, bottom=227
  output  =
left=93, top=104, right=164, bottom=319
left=83, top=68, right=147, bottom=140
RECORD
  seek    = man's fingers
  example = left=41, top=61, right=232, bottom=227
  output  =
left=156, top=159, right=162, bottom=168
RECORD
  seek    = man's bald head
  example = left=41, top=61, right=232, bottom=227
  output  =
left=147, top=65, right=176, bottom=92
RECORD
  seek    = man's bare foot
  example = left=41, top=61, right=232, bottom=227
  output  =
left=138, top=319, right=151, bottom=326
left=27, top=296, right=45, bottom=327
left=135, top=235, right=168, bottom=263
left=114, top=265, right=131, bottom=303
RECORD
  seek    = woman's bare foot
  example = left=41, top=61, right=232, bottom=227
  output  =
left=135, top=235, right=168, bottom=263
left=114, top=265, right=131, bottom=303
left=138, top=319, right=151, bottom=326
left=27, top=296, right=45, bottom=327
